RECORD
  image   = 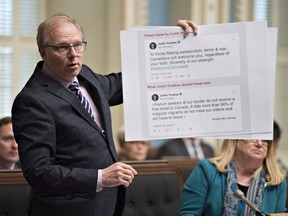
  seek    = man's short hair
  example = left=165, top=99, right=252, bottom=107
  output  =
left=0, top=116, right=12, bottom=128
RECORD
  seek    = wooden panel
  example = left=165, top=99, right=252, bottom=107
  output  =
left=125, top=160, right=184, bottom=189
left=0, top=169, right=27, bottom=184
left=165, top=157, right=199, bottom=183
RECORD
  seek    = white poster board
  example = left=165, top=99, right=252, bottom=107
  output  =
left=120, top=21, right=276, bottom=141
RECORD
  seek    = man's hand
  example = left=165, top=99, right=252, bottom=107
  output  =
left=102, top=162, right=137, bottom=188
left=177, top=19, right=198, bottom=38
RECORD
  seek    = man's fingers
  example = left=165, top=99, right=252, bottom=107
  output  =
left=178, top=19, right=198, bottom=37
left=102, top=162, right=137, bottom=188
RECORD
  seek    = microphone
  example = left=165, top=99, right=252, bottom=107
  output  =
left=234, top=189, right=266, bottom=216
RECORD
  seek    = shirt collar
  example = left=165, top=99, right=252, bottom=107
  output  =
left=42, top=64, right=78, bottom=88
left=0, top=162, right=16, bottom=170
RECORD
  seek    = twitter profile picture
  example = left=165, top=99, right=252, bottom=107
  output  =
left=149, top=42, right=157, bottom=50
left=151, top=94, right=159, bottom=101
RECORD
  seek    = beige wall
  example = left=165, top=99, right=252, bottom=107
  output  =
left=46, top=1, right=108, bottom=72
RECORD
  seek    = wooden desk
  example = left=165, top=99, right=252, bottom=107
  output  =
left=268, top=214, right=288, bottom=216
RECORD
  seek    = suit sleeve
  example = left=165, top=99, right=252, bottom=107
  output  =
left=275, top=180, right=287, bottom=213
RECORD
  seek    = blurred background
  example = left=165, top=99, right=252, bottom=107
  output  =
left=0, top=0, right=287, bottom=163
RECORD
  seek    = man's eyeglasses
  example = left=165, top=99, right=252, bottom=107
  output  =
left=46, top=41, right=87, bottom=54
left=242, top=139, right=271, bottom=146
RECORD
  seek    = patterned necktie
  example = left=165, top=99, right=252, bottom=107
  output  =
left=68, top=81, right=94, bottom=120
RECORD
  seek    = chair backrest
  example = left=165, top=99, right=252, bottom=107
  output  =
left=1, top=162, right=287, bottom=216
left=0, top=170, right=30, bottom=216
left=164, top=156, right=199, bottom=183
left=122, top=160, right=183, bottom=216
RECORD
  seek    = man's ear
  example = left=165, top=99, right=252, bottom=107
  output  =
left=39, top=47, right=46, bottom=60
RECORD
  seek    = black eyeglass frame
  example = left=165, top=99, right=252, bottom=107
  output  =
left=241, top=139, right=272, bottom=146
left=45, top=41, right=87, bottom=54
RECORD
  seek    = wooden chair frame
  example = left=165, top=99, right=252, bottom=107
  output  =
left=0, top=169, right=26, bottom=185
left=125, top=160, right=184, bottom=189
left=0, top=162, right=287, bottom=209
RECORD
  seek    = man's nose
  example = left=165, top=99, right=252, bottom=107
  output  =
left=11, top=139, right=18, bottom=148
left=67, top=46, right=78, bottom=56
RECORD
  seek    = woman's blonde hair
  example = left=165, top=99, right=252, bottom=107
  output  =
left=209, top=139, right=284, bottom=185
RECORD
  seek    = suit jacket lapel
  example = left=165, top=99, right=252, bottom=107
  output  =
left=77, top=70, right=118, bottom=161
left=36, top=70, right=106, bottom=138
left=78, top=72, right=112, bottom=138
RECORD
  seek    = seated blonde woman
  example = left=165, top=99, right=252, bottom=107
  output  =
left=178, top=139, right=287, bottom=216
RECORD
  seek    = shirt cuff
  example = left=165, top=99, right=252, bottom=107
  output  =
left=96, top=169, right=103, bottom=192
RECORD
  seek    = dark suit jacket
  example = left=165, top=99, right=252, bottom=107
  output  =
left=12, top=61, right=125, bottom=216
left=156, top=138, right=214, bottom=159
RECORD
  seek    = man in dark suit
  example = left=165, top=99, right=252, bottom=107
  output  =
left=156, top=138, right=214, bottom=159
left=12, top=13, right=198, bottom=216
left=0, top=116, right=20, bottom=170
left=12, top=13, right=137, bottom=216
